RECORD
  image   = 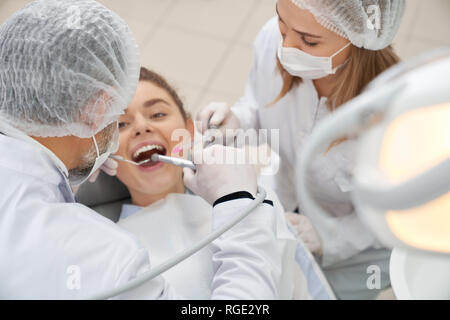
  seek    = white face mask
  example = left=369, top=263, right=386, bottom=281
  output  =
left=69, top=122, right=119, bottom=186
left=278, top=41, right=351, bottom=80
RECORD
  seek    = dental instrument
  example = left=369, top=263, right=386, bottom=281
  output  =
left=203, top=113, right=221, bottom=148
left=298, top=48, right=450, bottom=299
left=109, top=155, right=151, bottom=166
left=109, top=154, right=196, bottom=170
left=151, top=154, right=196, bottom=170
left=204, top=126, right=218, bottom=147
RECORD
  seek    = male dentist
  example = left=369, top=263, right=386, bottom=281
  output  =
left=0, top=0, right=281, bottom=299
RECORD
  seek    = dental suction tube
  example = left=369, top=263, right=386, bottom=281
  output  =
left=89, top=186, right=267, bottom=300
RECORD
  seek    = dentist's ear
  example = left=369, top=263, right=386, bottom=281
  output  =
left=80, top=91, right=110, bottom=133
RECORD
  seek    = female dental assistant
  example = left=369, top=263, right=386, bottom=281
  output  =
left=197, top=0, right=406, bottom=299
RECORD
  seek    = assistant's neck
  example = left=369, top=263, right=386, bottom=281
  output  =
left=313, top=73, right=338, bottom=99
left=129, top=178, right=186, bottom=208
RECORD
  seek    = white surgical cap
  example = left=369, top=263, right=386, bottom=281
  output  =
left=0, top=0, right=139, bottom=138
left=291, top=0, right=406, bottom=50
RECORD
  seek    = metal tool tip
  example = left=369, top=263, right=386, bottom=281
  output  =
left=151, top=153, right=160, bottom=162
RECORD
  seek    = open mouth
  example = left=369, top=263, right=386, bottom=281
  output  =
left=131, top=144, right=167, bottom=167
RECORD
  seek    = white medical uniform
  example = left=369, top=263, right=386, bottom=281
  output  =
left=231, top=17, right=391, bottom=299
left=117, top=191, right=335, bottom=300
left=0, top=123, right=282, bottom=300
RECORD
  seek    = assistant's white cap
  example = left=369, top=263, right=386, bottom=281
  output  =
left=291, top=0, right=406, bottom=50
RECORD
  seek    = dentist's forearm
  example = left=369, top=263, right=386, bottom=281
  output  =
left=210, top=198, right=281, bottom=300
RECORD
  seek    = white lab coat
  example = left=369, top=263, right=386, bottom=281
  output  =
left=116, top=192, right=335, bottom=300
left=0, top=122, right=282, bottom=300
left=231, top=17, right=391, bottom=299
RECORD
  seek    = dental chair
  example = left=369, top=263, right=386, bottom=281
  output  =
left=76, top=172, right=131, bottom=222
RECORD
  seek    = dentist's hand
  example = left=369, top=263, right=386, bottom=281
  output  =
left=286, top=212, right=322, bottom=255
left=88, top=158, right=118, bottom=183
left=183, top=145, right=257, bottom=205
left=196, top=102, right=241, bottom=145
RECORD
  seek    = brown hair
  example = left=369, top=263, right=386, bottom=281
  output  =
left=139, top=67, right=188, bottom=121
left=273, top=45, right=400, bottom=111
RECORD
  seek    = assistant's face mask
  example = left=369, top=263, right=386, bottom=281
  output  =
left=69, top=121, right=119, bottom=186
left=278, top=41, right=351, bottom=80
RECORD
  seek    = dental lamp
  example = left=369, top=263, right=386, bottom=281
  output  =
left=298, top=48, right=450, bottom=299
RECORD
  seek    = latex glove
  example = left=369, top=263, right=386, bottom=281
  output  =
left=88, top=158, right=118, bottom=183
left=285, top=212, right=322, bottom=255
left=183, top=145, right=257, bottom=205
left=196, top=102, right=241, bottom=146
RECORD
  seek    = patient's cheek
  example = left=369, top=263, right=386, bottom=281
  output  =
left=115, top=164, right=131, bottom=187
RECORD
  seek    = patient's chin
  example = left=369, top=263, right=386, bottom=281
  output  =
left=118, top=164, right=182, bottom=198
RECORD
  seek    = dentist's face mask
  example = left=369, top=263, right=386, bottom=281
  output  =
left=69, top=122, right=119, bottom=186
left=278, top=41, right=351, bottom=80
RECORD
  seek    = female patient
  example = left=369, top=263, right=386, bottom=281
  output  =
left=112, top=67, right=334, bottom=299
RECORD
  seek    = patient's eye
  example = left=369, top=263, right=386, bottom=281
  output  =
left=151, top=112, right=167, bottom=119
left=118, top=122, right=129, bottom=129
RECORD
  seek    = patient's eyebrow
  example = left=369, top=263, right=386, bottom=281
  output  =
left=143, top=98, right=171, bottom=108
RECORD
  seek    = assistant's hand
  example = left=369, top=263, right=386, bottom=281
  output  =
left=286, top=212, right=322, bottom=255
left=183, top=145, right=257, bottom=205
left=196, top=102, right=241, bottom=144
left=88, top=158, right=118, bottom=183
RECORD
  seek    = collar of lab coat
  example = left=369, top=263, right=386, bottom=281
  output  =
left=0, top=120, right=70, bottom=185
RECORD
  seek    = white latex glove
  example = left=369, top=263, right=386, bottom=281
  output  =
left=183, top=145, right=257, bottom=205
left=196, top=102, right=241, bottom=146
left=88, top=158, right=118, bottom=183
left=285, top=212, right=322, bottom=256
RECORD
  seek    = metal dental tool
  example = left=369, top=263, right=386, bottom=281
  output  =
left=203, top=112, right=222, bottom=148
left=151, top=154, right=196, bottom=170
left=109, top=155, right=151, bottom=166
left=109, top=154, right=196, bottom=171
left=204, top=124, right=219, bottom=148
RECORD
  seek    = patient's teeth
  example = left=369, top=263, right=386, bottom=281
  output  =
left=133, top=144, right=164, bottom=159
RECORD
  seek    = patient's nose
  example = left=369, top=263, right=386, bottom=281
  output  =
left=134, top=128, right=151, bottom=137
left=133, top=116, right=154, bottom=137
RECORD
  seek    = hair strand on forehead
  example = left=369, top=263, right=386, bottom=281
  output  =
left=139, top=67, right=189, bottom=121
